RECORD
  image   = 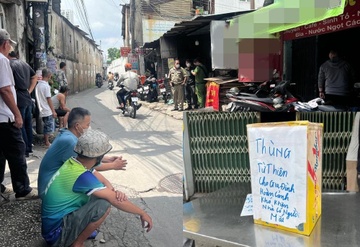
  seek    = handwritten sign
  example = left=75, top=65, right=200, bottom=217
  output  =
left=248, top=125, right=308, bottom=229
left=240, top=194, right=253, bottom=216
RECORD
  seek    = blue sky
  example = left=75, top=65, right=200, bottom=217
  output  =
left=61, top=0, right=129, bottom=57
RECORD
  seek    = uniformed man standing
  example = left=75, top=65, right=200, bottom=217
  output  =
left=191, top=58, right=208, bottom=109
left=169, top=59, right=187, bottom=111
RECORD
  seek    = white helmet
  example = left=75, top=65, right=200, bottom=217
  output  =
left=74, top=129, right=112, bottom=158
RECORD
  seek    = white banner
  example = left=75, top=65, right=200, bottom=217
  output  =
left=247, top=125, right=307, bottom=229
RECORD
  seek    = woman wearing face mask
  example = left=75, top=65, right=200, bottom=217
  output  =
left=168, top=59, right=187, bottom=111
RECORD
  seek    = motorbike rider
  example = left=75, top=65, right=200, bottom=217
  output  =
left=108, top=72, right=114, bottom=82
left=116, top=63, right=140, bottom=110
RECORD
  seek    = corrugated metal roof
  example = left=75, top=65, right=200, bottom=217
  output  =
left=143, top=10, right=253, bottom=48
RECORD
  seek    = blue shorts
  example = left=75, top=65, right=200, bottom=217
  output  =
left=42, top=116, right=54, bottom=134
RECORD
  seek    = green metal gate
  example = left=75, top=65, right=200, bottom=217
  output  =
left=184, top=112, right=260, bottom=194
left=184, top=112, right=357, bottom=195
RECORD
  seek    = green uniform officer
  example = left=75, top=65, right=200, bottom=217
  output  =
left=191, top=58, right=207, bottom=108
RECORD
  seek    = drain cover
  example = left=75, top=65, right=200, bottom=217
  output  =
left=158, top=173, right=183, bottom=194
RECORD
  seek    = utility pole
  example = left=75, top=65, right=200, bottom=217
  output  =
left=250, top=0, right=255, bottom=9
left=130, top=0, right=135, bottom=51
left=32, top=1, right=49, bottom=134
left=32, top=2, right=48, bottom=72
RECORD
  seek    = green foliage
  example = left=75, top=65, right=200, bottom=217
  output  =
left=107, top=48, right=120, bottom=63
left=50, top=74, right=60, bottom=96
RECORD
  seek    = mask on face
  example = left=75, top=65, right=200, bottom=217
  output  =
left=94, top=155, right=104, bottom=167
left=77, top=125, right=90, bottom=136
left=175, top=64, right=180, bottom=69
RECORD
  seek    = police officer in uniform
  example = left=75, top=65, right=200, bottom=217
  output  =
left=169, top=59, right=187, bottom=111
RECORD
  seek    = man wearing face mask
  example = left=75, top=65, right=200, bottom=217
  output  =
left=318, top=49, right=355, bottom=107
left=38, top=107, right=128, bottom=199
left=41, top=129, right=152, bottom=246
left=169, top=59, right=187, bottom=111
left=184, top=59, right=198, bottom=110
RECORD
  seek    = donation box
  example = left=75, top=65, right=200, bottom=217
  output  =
left=247, top=121, right=323, bottom=236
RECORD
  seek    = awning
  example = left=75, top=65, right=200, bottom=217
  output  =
left=142, top=10, right=253, bottom=48
left=231, top=0, right=346, bottom=40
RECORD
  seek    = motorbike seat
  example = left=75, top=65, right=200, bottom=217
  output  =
left=230, top=95, right=274, bottom=104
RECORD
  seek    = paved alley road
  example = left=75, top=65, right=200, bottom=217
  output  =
left=0, top=86, right=184, bottom=247
left=67, top=86, right=184, bottom=247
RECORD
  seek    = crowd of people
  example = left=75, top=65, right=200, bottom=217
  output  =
left=0, top=28, right=152, bottom=246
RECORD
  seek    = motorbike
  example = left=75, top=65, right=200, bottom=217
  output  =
left=119, top=85, right=141, bottom=118
left=137, top=84, right=145, bottom=100
left=145, top=77, right=159, bottom=102
left=158, top=78, right=171, bottom=103
left=108, top=73, right=120, bottom=90
left=226, top=80, right=299, bottom=112
left=96, top=74, right=103, bottom=88
left=137, top=75, right=157, bottom=102
left=292, top=98, right=349, bottom=112
left=108, top=80, right=114, bottom=90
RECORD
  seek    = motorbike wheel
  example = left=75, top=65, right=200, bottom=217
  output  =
left=130, top=103, right=137, bottom=119
left=97, top=84, right=102, bottom=88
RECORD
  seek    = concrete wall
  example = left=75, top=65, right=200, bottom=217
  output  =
left=215, top=0, right=264, bottom=13
left=47, top=12, right=103, bottom=93
left=107, top=57, right=128, bottom=76
left=0, top=1, right=27, bottom=59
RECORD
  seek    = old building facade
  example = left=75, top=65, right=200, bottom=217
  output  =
left=1, top=0, right=103, bottom=93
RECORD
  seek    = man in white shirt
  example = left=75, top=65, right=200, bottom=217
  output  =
left=0, top=28, right=38, bottom=203
left=116, top=63, right=139, bottom=109
left=35, top=68, right=57, bottom=147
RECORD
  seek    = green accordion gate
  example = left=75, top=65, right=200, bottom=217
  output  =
left=183, top=111, right=357, bottom=195
left=297, top=112, right=357, bottom=191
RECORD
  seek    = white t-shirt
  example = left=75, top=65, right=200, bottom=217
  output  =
left=35, top=80, right=52, bottom=117
left=346, top=112, right=360, bottom=161
left=0, top=53, right=17, bottom=123
left=118, top=71, right=139, bottom=91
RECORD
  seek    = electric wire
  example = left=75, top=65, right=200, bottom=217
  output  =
left=80, top=0, right=94, bottom=39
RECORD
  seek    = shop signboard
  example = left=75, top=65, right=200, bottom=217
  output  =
left=247, top=121, right=323, bottom=236
left=142, top=19, right=175, bottom=43
left=127, top=53, right=138, bottom=70
left=283, top=2, right=360, bottom=40
left=120, top=47, right=131, bottom=57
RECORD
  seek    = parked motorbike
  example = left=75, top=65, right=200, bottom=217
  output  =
left=137, top=75, right=157, bottom=102
left=119, top=85, right=141, bottom=118
left=145, top=77, right=159, bottom=102
left=158, top=78, right=171, bottom=103
left=137, top=84, right=145, bottom=100
left=96, top=74, right=103, bottom=88
left=226, top=80, right=299, bottom=112
left=292, top=98, right=349, bottom=112
left=142, top=81, right=150, bottom=100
